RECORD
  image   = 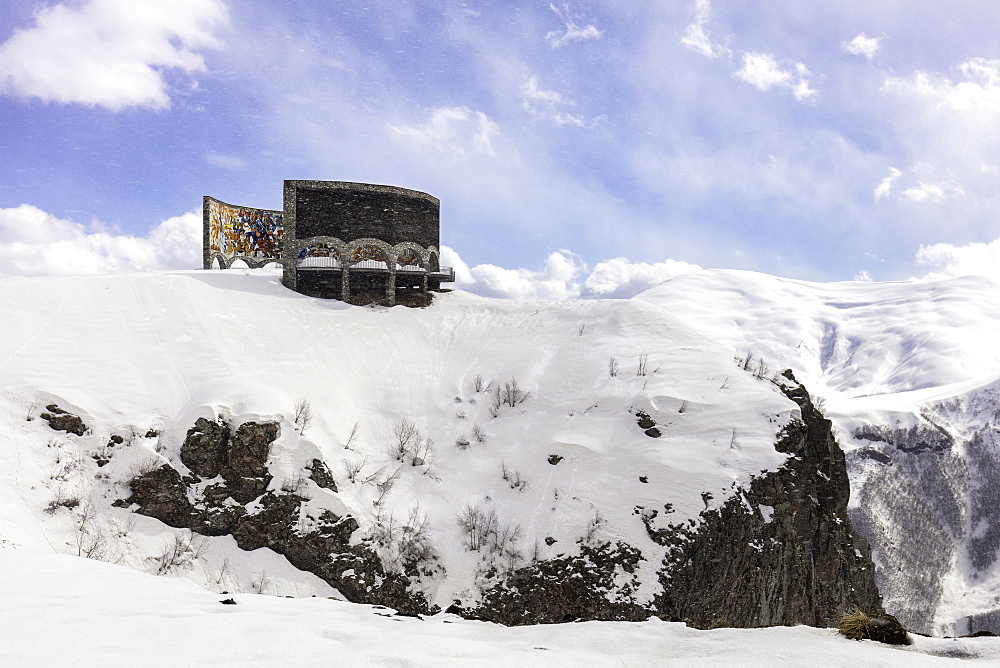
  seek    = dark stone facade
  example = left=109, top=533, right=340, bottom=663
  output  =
left=203, top=180, right=453, bottom=305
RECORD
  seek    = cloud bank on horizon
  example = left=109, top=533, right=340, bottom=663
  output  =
left=3, top=0, right=1000, bottom=286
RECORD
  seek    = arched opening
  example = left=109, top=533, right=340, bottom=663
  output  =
left=211, top=256, right=222, bottom=270
left=298, top=244, right=342, bottom=268
left=231, top=258, right=250, bottom=269
left=349, top=244, right=389, bottom=269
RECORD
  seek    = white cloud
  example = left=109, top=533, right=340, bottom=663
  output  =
left=584, top=257, right=702, bottom=298
left=916, top=237, right=1000, bottom=281
left=842, top=33, right=881, bottom=60
left=389, top=107, right=499, bottom=159
left=853, top=270, right=873, bottom=282
left=0, top=0, right=227, bottom=111
left=901, top=181, right=964, bottom=203
left=544, top=3, right=602, bottom=48
left=735, top=53, right=816, bottom=102
left=441, top=247, right=702, bottom=301
left=873, top=167, right=901, bottom=202
left=680, top=0, right=730, bottom=60
left=520, top=76, right=589, bottom=127
left=884, top=58, right=1000, bottom=115
left=0, top=204, right=200, bottom=276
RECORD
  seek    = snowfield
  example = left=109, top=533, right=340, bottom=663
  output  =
left=4, top=549, right=999, bottom=667
left=3, top=267, right=1000, bottom=663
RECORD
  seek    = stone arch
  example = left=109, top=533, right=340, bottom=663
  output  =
left=427, top=250, right=440, bottom=273
left=345, top=238, right=393, bottom=267
left=392, top=241, right=428, bottom=270
left=210, top=254, right=228, bottom=270
left=230, top=258, right=250, bottom=269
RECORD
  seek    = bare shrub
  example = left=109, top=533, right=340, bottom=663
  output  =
left=472, top=424, right=487, bottom=444
left=343, top=455, right=369, bottom=483
left=294, top=398, right=313, bottom=435
left=637, top=354, right=648, bottom=376
left=492, top=379, right=528, bottom=411
left=584, top=509, right=606, bottom=544
left=152, top=531, right=208, bottom=575
left=609, top=357, right=620, bottom=377
left=390, top=419, right=420, bottom=462
left=344, top=421, right=360, bottom=449
left=500, top=461, right=528, bottom=492
left=473, top=374, right=486, bottom=393
left=45, top=488, right=79, bottom=514
left=373, top=467, right=402, bottom=508
left=251, top=570, right=273, bottom=595
left=456, top=503, right=523, bottom=561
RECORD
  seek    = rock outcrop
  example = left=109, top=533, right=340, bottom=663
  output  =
left=123, top=380, right=883, bottom=628
left=653, top=371, right=883, bottom=628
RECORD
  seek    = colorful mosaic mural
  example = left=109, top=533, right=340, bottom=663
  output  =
left=397, top=248, right=421, bottom=266
left=298, top=243, right=341, bottom=259
left=208, top=199, right=283, bottom=263
left=352, top=244, right=387, bottom=263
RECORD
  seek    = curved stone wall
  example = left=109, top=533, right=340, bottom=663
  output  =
left=286, top=180, right=439, bottom=248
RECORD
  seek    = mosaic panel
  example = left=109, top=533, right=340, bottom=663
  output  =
left=208, top=199, right=283, bottom=263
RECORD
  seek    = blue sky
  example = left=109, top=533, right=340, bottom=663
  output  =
left=3, top=0, right=1000, bottom=297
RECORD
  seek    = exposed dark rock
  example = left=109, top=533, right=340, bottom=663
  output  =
left=547, top=455, right=563, bottom=465
left=653, top=370, right=883, bottom=629
left=472, top=542, right=649, bottom=625
left=179, top=418, right=275, bottom=503
left=635, top=411, right=656, bottom=429
left=39, top=405, right=87, bottom=436
left=180, top=418, right=230, bottom=479
left=127, top=417, right=435, bottom=618
left=307, top=459, right=338, bottom=492
left=644, top=427, right=661, bottom=438
left=125, top=465, right=196, bottom=527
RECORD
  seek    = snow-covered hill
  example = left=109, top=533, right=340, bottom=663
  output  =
left=1, top=268, right=841, bottom=627
left=638, top=269, right=1000, bottom=635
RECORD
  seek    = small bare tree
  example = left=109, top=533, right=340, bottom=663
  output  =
left=390, top=419, right=420, bottom=462
left=344, top=421, right=360, bottom=449
left=471, top=424, right=487, bottom=444
left=294, top=398, right=313, bottom=435
left=473, top=374, right=486, bottom=393
left=609, top=357, right=620, bottom=377
left=637, top=354, right=649, bottom=377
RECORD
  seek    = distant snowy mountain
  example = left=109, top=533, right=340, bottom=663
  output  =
left=0, top=269, right=876, bottom=630
left=638, top=269, right=1000, bottom=635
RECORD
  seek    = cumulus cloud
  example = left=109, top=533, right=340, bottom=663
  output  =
left=884, top=58, right=1000, bottom=114
left=916, top=237, right=1000, bottom=281
left=0, top=204, right=200, bottom=276
left=519, top=76, right=589, bottom=127
left=583, top=257, right=703, bottom=298
left=544, top=3, right=602, bottom=48
left=873, top=167, right=902, bottom=202
left=389, top=107, right=499, bottom=158
left=735, top=52, right=816, bottom=102
left=842, top=33, right=881, bottom=60
left=680, top=0, right=730, bottom=60
left=441, top=247, right=702, bottom=300
left=0, top=0, right=227, bottom=111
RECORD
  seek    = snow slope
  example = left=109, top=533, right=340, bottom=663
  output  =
left=4, top=549, right=997, bottom=667
left=637, top=269, right=1000, bottom=635
left=0, top=269, right=795, bottom=613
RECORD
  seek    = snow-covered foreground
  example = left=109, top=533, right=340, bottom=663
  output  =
left=3, top=549, right=996, bottom=667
